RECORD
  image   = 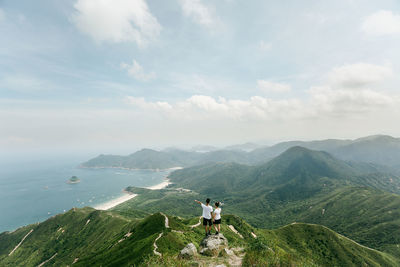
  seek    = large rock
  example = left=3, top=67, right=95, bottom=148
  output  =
left=179, top=243, right=197, bottom=259
left=199, top=234, right=228, bottom=256
left=218, top=248, right=235, bottom=257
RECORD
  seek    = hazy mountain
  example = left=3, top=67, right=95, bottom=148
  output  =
left=81, top=135, right=400, bottom=171
left=332, top=135, right=400, bottom=167
left=190, top=145, right=219, bottom=152
left=249, top=135, right=400, bottom=168
left=81, top=148, right=185, bottom=169
left=224, top=142, right=261, bottom=152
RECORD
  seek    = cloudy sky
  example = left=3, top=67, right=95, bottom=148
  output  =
left=1, top=0, right=400, bottom=154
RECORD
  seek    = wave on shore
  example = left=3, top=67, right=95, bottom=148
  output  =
left=94, top=178, right=172, bottom=210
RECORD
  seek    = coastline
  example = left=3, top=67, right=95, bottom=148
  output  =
left=145, top=178, right=172, bottom=190
left=94, top=177, right=173, bottom=210
left=94, top=192, right=137, bottom=210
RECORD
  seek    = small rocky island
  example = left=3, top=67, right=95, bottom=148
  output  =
left=67, top=176, right=80, bottom=184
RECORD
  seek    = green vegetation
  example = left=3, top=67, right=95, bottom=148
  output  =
left=0, top=207, right=165, bottom=266
left=244, top=223, right=398, bottom=267
left=1, top=206, right=398, bottom=266
left=5, top=140, right=400, bottom=266
left=116, top=147, right=400, bottom=257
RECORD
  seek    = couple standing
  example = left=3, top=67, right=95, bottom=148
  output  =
left=194, top=198, right=222, bottom=236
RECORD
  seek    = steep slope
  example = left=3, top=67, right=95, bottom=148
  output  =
left=2, top=208, right=397, bottom=267
left=0, top=208, right=166, bottom=266
left=245, top=223, right=398, bottom=267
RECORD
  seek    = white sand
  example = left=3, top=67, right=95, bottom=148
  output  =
left=94, top=178, right=172, bottom=210
left=94, top=193, right=137, bottom=210
left=146, top=179, right=171, bottom=190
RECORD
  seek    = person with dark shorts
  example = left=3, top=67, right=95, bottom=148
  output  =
left=213, top=202, right=222, bottom=234
left=195, top=198, right=213, bottom=236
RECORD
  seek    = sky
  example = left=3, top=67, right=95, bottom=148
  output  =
left=1, top=0, right=400, bottom=155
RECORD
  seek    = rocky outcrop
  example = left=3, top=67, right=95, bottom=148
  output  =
left=179, top=243, right=197, bottom=259
left=199, top=234, right=228, bottom=256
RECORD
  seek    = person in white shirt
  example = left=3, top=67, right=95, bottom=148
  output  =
left=194, top=198, right=213, bottom=236
left=212, top=202, right=222, bottom=235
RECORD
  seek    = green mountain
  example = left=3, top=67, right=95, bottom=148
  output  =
left=116, top=147, right=400, bottom=257
left=81, top=149, right=185, bottom=170
left=249, top=135, right=400, bottom=169
left=80, top=135, right=400, bottom=171
left=1, top=207, right=397, bottom=267
left=80, top=148, right=251, bottom=170
left=169, top=146, right=400, bottom=195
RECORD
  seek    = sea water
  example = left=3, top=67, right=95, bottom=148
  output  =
left=0, top=155, right=169, bottom=233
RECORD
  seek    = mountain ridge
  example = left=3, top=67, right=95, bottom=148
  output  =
left=1, top=207, right=398, bottom=267
left=80, top=134, right=400, bottom=171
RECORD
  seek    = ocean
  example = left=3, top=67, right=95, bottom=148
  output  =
left=0, top=155, right=169, bottom=233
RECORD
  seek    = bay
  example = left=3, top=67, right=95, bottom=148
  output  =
left=0, top=156, right=169, bottom=233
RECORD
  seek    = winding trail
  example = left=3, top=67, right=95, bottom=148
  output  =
left=9, top=229, right=33, bottom=256
left=153, top=213, right=170, bottom=256
left=190, top=216, right=202, bottom=228
left=228, top=225, right=243, bottom=239
left=160, top=213, right=169, bottom=228
left=153, top=233, right=163, bottom=256
left=37, top=253, right=57, bottom=267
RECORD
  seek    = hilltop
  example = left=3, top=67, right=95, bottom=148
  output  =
left=0, top=207, right=397, bottom=267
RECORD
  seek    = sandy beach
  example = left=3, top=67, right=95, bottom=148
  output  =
left=94, top=178, right=173, bottom=210
left=94, top=193, right=138, bottom=210
left=145, top=179, right=171, bottom=190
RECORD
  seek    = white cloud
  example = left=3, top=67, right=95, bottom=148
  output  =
left=123, top=62, right=396, bottom=121
left=120, top=60, right=155, bottom=81
left=327, top=63, right=393, bottom=88
left=71, top=0, right=161, bottom=46
left=257, top=80, right=291, bottom=93
left=362, top=10, right=400, bottom=35
left=308, top=86, right=394, bottom=116
left=125, top=94, right=306, bottom=121
left=178, top=0, right=216, bottom=27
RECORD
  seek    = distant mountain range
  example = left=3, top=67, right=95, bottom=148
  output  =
left=81, top=135, right=400, bottom=171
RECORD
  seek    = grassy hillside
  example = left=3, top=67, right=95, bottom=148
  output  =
left=2, top=207, right=397, bottom=267
left=245, top=223, right=398, bottom=267
left=0, top=207, right=165, bottom=266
